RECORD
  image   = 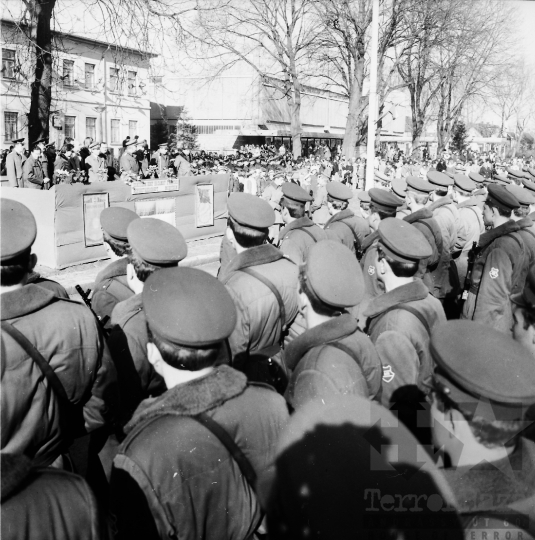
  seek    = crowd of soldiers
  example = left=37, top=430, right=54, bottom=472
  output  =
left=3, top=141, right=535, bottom=540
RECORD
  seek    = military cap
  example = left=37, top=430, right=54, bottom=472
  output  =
left=454, top=164, right=466, bottom=172
left=33, top=137, right=47, bottom=145
left=444, top=171, right=455, bottom=179
left=357, top=191, right=371, bottom=203
left=391, top=179, right=407, bottom=199
left=522, top=178, right=535, bottom=193
left=100, top=207, right=139, bottom=242
left=227, top=192, right=275, bottom=229
left=312, top=206, right=330, bottom=226
left=506, top=184, right=535, bottom=207
left=11, top=138, right=25, bottom=144
left=89, top=142, right=101, bottom=149
left=430, top=320, right=535, bottom=421
left=507, top=167, right=524, bottom=180
left=369, top=187, right=403, bottom=212
left=125, top=139, right=138, bottom=147
left=127, top=218, right=187, bottom=265
left=377, top=218, right=432, bottom=262
left=511, top=265, right=535, bottom=310
left=45, top=141, right=55, bottom=148
left=427, top=170, right=453, bottom=187
left=158, top=142, right=168, bottom=148
left=326, top=182, right=353, bottom=202
left=281, top=182, right=312, bottom=203
left=303, top=240, right=364, bottom=308
left=1, top=199, right=37, bottom=262
left=493, top=173, right=510, bottom=185
left=406, top=176, right=434, bottom=194
left=487, top=184, right=520, bottom=212
left=374, top=171, right=389, bottom=182
left=453, top=174, right=476, bottom=193
left=469, top=171, right=486, bottom=184
left=528, top=168, right=535, bottom=179
left=143, top=267, right=236, bottom=348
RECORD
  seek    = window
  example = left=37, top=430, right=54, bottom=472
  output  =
left=84, top=63, right=95, bottom=89
left=127, top=71, right=137, bottom=96
left=129, top=120, right=137, bottom=138
left=2, top=49, right=16, bottom=79
left=109, top=67, right=120, bottom=93
left=86, top=117, right=96, bottom=140
left=111, top=119, right=120, bottom=144
left=63, top=60, right=74, bottom=86
left=4, top=112, right=18, bottom=141
left=65, top=116, right=76, bottom=139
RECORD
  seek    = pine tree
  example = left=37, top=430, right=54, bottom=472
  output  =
left=169, top=108, right=199, bottom=151
left=451, top=120, right=468, bottom=154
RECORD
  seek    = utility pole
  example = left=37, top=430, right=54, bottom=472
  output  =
left=365, top=0, right=379, bottom=190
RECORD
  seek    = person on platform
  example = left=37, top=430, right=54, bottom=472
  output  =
left=44, top=142, right=56, bottom=180
left=150, top=143, right=169, bottom=178
left=110, top=267, right=289, bottom=540
left=85, top=142, right=106, bottom=183
left=91, top=207, right=140, bottom=330
left=119, top=139, right=139, bottom=176
left=107, top=217, right=188, bottom=425
left=53, top=144, right=76, bottom=184
left=0, top=199, right=118, bottom=472
left=174, top=148, right=192, bottom=176
left=99, top=142, right=117, bottom=181
left=278, top=182, right=326, bottom=264
left=21, top=145, right=50, bottom=190
left=5, top=138, right=25, bottom=188
left=284, top=241, right=382, bottom=410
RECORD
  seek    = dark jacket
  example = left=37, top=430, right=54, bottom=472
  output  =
left=284, top=314, right=382, bottom=410
left=1, top=285, right=118, bottom=466
left=324, top=209, right=370, bottom=257
left=119, top=152, right=139, bottom=175
left=278, top=216, right=327, bottom=264
left=111, top=365, right=289, bottom=540
left=91, top=258, right=134, bottom=330
left=21, top=155, right=46, bottom=189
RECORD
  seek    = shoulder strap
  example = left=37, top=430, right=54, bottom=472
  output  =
left=294, top=226, right=319, bottom=243
left=466, top=205, right=484, bottom=231
left=339, top=219, right=361, bottom=248
left=1, top=321, right=70, bottom=405
left=193, top=412, right=258, bottom=493
left=325, top=341, right=359, bottom=363
left=376, top=305, right=432, bottom=337
left=238, top=267, right=287, bottom=334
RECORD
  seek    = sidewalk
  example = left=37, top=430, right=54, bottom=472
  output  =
left=35, top=236, right=223, bottom=296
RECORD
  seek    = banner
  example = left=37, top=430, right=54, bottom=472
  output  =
left=135, top=197, right=176, bottom=226
left=83, top=192, right=109, bottom=247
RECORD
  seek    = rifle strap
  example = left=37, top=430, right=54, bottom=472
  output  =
left=366, top=305, right=431, bottom=337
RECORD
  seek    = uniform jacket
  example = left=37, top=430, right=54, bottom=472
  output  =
left=1, top=285, right=118, bottom=466
left=219, top=235, right=238, bottom=277
left=363, top=280, right=446, bottom=407
left=108, top=293, right=167, bottom=425
left=5, top=150, right=24, bottom=188
left=92, top=258, right=134, bottom=330
left=111, top=365, right=289, bottom=540
left=219, top=244, right=299, bottom=361
left=284, top=313, right=382, bottom=410
left=150, top=151, right=169, bottom=177
left=278, top=217, right=327, bottom=264
left=464, top=219, right=530, bottom=334
left=455, top=199, right=484, bottom=288
left=26, top=272, right=70, bottom=299
left=324, top=209, right=370, bottom=257
left=21, top=155, right=45, bottom=189
left=85, top=153, right=106, bottom=183
left=1, top=454, right=110, bottom=540
left=431, top=196, right=460, bottom=253
left=360, top=231, right=384, bottom=301
left=174, top=155, right=192, bottom=176
left=119, top=152, right=139, bottom=175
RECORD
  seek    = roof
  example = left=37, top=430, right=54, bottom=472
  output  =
left=150, top=103, right=184, bottom=121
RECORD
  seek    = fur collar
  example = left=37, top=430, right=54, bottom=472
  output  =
left=284, top=314, right=358, bottom=371
left=517, top=217, right=534, bottom=230
left=96, top=258, right=128, bottom=283
left=124, top=365, right=248, bottom=434
left=325, top=209, right=354, bottom=227
left=363, top=280, right=429, bottom=319
left=1, top=454, right=32, bottom=502
left=403, top=207, right=432, bottom=224
left=362, top=230, right=380, bottom=253
left=279, top=216, right=316, bottom=239
left=428, top=195, right=452, bottom=212
left=478, top=220, right=519, bottom=250
left=222, top=243, right=285, bottom=277
left=1, top=284, right=56, bottom=320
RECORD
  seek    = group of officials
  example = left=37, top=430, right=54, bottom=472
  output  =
left=4, top=158, right=535, bottom=539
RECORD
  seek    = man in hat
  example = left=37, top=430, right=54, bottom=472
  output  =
left=428, top=320, right=535, bottom=520
left=110, top=267, right=289, bottom=540
left=361, top=218, right=446, bottom=407
left=278, top=182, right=326, bottom=264
left=85, top=142, right=106, bottom=183
left=219, top=193, right=300, bottom=379
left=462, top=185, right=531, bottom=334
left=391, top=179, right=410, bottom=218
left=119, top=139, right=139, bottom=175
left=21, top=144, right=50, bottom=189
left=92, top=207, right=140, bottom=329
left=1, top=199, right=118, bottom=469
left=150, top=143, right=169, bottom=178
left=284, top=241, right=382, bottom=410
left=5, top=138, right=25, bottom=188
left=174, top=149, right=191, bottom=176
left=324, top=182, right=370, bottom=258
left=33, top=138, right=49, bottom=182
left=107, top=218, right=188, bottom=424
left=508, top=167, right=525, bottom=186
left=511, top=265, right=535, bottom=358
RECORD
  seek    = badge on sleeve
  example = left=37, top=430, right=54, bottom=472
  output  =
left=382, top=365, right=395, bottom=383
left=489, top=267, right=499, bottom=279
left=368, top=265, right=375, bottom=276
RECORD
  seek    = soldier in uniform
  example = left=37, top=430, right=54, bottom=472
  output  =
left=361, top=218, right=446, bottom=407
left=278, top=182, right=326, bottom=264
left=324, top=182, right=370, bottom=258
left=284, top=241, right=382, bottom=410
left=508, top=167, right=524, bottom=186
left=119, top=139, right=139, bottom=175
left=85, top=142, right=106, bottom=183
left=33, top=139, right=49, bottom=186
left=5, top=138, right=25, bottom=188
left=462, top=185, right=531, bottom=335
left=21, top=144, right=50, bottom=189
left=391, top=179, right=410, bottom=219
left=107, top=218, right=188, bottom=425
left=110, top=267, right=289, bottom=540
left=91, top=207, right=139, bottom=330
left=218, top=193, right=300, bottom=379
left=428, top=320, right=535, bottom=528
left=1, top=199, right=118, bottom=470
left=511, top=265, right=535, bottom=358
left=150, top=142, right=169, bottom=178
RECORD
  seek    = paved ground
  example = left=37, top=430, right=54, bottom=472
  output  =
left=36, top=235, right=223, bottom=299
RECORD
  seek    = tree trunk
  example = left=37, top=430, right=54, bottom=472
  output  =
left=28, top=0, right=56, bottom=147
left=411, top=117, right=425, bottom=157
left=289, top=88, right=302, bottom=159
left=342, top=58, right=364, bottom=159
